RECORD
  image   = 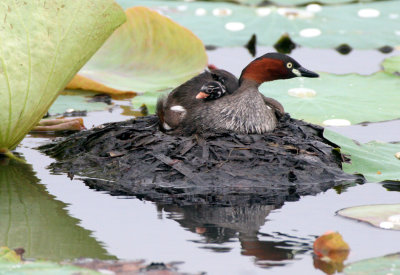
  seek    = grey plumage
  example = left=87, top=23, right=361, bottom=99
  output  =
left=182, top=79, right=277, bottom=135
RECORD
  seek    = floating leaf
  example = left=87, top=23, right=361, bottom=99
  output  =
left=269, top=0, right=378, bottom=5
left=176, top=0, right=376, bottom=4
left=344, top=253, right=400, bottom=275
left=66, top=75, right=136, bottom=97
left=324, top=129, right=400, bottom=182
left=0, top=247, right=21, bottom=263
left=261, top=72, right=400, bottom=125
left=117, top=0, right=400, bottom=49
left=382, top=55, right=400, bottom=76
left=0, top=0, right=126, bottom=151
left=0, top=160, right=115, bottom=261
left=0, top=261, right=101, bottom=275
left=313, top=231, right=350, bottom=258
left=313, top=231, right=350, bottom=274
left=132, top=90, right=170, bottom=114
left=75, top=6, right=207, bottom=94
left=338, top=204, right=400, bottom=230
left=48, top=92, right=110, bottom=116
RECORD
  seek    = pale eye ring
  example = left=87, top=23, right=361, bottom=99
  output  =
left=287, top=62, right=293, bottom=69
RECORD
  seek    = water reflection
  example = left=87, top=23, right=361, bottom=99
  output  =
left=0, top=157, right=115, bottom=261
left=157, top=204, right=311, bottom=268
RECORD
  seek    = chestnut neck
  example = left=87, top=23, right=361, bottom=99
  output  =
left=239, top=58, right=287, bottom=86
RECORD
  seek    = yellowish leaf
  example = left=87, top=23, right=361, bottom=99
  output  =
left=66, top=74, right=136, bottom=97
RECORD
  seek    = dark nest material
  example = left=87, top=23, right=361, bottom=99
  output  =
left=39, top=114, right=364, bottom=207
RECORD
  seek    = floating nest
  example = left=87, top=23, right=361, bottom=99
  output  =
left=40, top=114, right=364, bottom=207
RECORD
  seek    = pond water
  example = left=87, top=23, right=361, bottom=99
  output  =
left=1, top=46, right=400, bottom=274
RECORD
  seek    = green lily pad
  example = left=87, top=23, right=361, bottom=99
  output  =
left=324, top=129, right=400, bottom=182
left=261, top=72, right=400, bottom=126
left=0, top=261, right=101, bottom=275
left=0, top=160, right=115, bottom=261
left=338, top=204, right=400, bottom=230
left=78, top=6, right=207, bottom=94
left=382, top=55, right=400, bottom=76
left=48, top=92, right=109, bottom=116
left=191, top=0, right=377, bottom=4
left=344, top=253, right=400, bottom=275
left=0, top=0, right=125, bottom=151
left=269, top=0, right=378, bottom=5
left=0, top=247, right=20, bottom=263
left=205, top=0, right=262, bottom=5
left=132, top=90, right=170, bottom=114
left=117, top=0, right=400, bottom=49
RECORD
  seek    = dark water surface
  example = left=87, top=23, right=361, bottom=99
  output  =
left=1, top=47, right=399, bottom=274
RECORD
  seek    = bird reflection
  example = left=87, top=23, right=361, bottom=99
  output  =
left=157, top=203, right=311, bottom=268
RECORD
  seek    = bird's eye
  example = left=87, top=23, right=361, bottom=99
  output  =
left=287, top=62, right=293, bottom=69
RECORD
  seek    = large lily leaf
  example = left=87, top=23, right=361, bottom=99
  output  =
left=0, top=0, right=126, bottom=151
left=73, top=6, right=207, bottom=94
left=323, top=129, right=400, bottom=182
left=117, top=0, right=400, bottom=49
left=344, top=253, right=400, bottom=275
left=261, top=72, right=400, bottom=126
left=338, top=204, right=400, bottom=230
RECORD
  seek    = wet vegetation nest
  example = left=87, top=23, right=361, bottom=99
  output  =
left=40, top=114, right=364, bottom=207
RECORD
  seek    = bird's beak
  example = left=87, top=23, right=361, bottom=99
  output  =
left=196, top=91, right=209, bottom=99
left=297, top=67, right=319, bottom=78
left=196, top=85, right=211, bottom=99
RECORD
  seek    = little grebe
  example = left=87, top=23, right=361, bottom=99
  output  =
left=158, top=52, right=318, bottom=135
left=157, top=69, right=238, bottom=133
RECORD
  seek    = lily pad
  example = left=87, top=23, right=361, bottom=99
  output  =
left=268, top=0, right=379, bottom=5
left=0, top=0, right=125, bottom=151
left=338, top=204, right=400, bottom=230
left=0, top=261, right=101, bottom=275
left=344, top=253, right=400, bottom=275
left=76, top=6, right=207, bottom=94
left=324, top=129, right=400, bottom=182
left=191, top=0, right=377, bottom=4
left=48, top=92, right=110, bottom=116
left=382, top=55, right=400, bottom=76
left=0, top=247, right=21, bottom=263
left=261, top=72, right=400, bottom=126
left=117, top=0, right=400, bottom=49
left=131, top=90, right=170, bottom=114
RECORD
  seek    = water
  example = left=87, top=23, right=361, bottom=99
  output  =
left=1, top=47, right=400, bottom=274
left=207, top=46, right=399, bottom=76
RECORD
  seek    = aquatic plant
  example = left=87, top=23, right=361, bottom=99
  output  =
left=0, top=0, right=126, bottom=153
